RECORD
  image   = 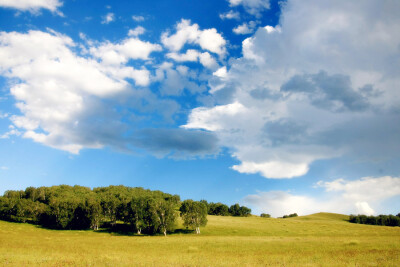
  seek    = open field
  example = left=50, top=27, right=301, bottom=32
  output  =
left=0, top=213, right=399, bottom=266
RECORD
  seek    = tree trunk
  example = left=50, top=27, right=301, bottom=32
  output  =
left=163, top=228, right=167, bottom=236
left=137, top=228, right=141, bottom=235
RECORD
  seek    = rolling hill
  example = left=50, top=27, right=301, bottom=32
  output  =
left=0, top=213, right=399, bottom=266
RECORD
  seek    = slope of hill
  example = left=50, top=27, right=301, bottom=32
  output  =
left=0, top=213, right=399, bottom=266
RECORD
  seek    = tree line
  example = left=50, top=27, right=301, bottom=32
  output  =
left=349, top=214, right=400, bottom=227
left=200, top=201, right=251, bottom=217
left=0, top=185, right=251, bottom=235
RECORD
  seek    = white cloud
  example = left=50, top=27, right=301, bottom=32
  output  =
left=244, top=176, right=400, bottom=217
left=184, top=0, right=400, bottom=179
left=166, top=49, right=200, bottom=62
left=0, top=125, right=21, bottom=139
left=0, top=0, right=63, bottom=14
left=0, top=30, right=164, bottom=153
left=232, top=161, right=309, bottom=179
left=199, top=52, right=218, bottom=70
left=233, top=21, right=258, bottom=35
left=128, top=26, right=145, bottom=37
left=0, top=112, right=8, bottom=119
left=132, top=15, right=145, bottom=22
left=228, top=0, right=270, bottom=17
left=0, top=166, right=8, bottom=170
left=166, top=50, right=219, bottom=70
left=156, top=63, right=207, bottom=96
left=317, top=176, right=400, bottom=203
left=161, top=19, right=226, bottom=56
left=90, top=37, right=162, bottom=66
left=212, top=66, right=227, bottom=79
left=219, top=10, right=240, bottom=20
left=102, top=12, right=114, bottom=24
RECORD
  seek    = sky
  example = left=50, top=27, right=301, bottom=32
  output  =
left=0, top=0, right=399, bottom=217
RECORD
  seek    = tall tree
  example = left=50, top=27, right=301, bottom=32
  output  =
left=180, top=200, right=208, bottom=234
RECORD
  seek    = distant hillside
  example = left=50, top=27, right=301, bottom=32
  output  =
left=294, top=212, right=349, bottom=221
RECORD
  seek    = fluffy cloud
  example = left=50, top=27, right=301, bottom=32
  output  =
left=0, top=30, right=175, bottom=154
left=102, top=13, right=115, bottom=24
left=244, top=176, right=400, bottom=217
left=128, top=26, right=145, bottom=37
left=89, top=37, right=161, bottom=67
left=0, top=0, right=62, bottom=14
left=233, top=21, right=258, bottom=35
left=154, top=63, right=208, bottom=96
left=219, top=10, right=240, bottom=20
left=184, top=0, right=400, bottom=178
left=161, top=19, right=226, bottom=56
left=166, top=49, right=219, bottom=69
left=228, top=0, right=270, bottom=17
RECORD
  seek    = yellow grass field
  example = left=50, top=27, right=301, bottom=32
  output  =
left=0, top=213, right=399, bottom=266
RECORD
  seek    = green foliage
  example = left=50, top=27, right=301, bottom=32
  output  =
left=180, top=200, right=208, bottom=234
left=260, top=213, right=271, bottom=218
left=283, top=213, right=298, bottom=218
left=208, top=202, right=230, bottom=216
left=349, top=214, right=400, bottom=227
left=229, top=203, right=252, bottom=217
left=0, top=185, right=180, bottom=235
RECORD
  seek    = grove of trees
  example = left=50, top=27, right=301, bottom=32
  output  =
left=0, top=185, right=180, bottom=235
left=282, top=213, right=298, bottom=218
left=201, top=200, right=252, bottom=217
left=349, top=214, right=400, bottom=227
left=0, top=185, right=253, bottom=235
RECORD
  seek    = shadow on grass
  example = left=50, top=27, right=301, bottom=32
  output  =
left=0, top=219, right=198, bottom=236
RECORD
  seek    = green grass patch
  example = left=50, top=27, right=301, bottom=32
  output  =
left=0, top=213, right=399, bottom=266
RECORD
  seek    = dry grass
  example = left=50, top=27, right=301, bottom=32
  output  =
left=0, top=213, right=399, bottom=266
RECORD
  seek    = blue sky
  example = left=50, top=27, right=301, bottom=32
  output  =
left=0, top=0, right=399, bottom=217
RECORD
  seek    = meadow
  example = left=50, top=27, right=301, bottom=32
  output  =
left=0, top=212, right=399, bottom=266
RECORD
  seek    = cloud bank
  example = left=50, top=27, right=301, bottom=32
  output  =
left=244, top=176, right=400, bottom=217
left=184, top=0, right=400, bottom=178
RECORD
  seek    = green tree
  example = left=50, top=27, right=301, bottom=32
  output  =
left=180, top=200, right=208, bottom=234
left=126, top=197, right=148, bottom=234
left=154, top=198, right=177, bottom=236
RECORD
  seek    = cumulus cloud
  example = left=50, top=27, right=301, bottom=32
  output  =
left=155, top=63, right=208, bottom=96
left=233, top=21, right=258, bottom=35
left=166, top=49, right=200, bottom=62
left=161, top=19, right=226, bottom=56
left=228, top=0, right=270, bottom=17
left=102, top=13, right=115, bottom=24
left=0, top=0, right=63, bottom=14
left=128, top=26, right=145, bottom=37
left=90, top=37, right=162, bottom=66
left=244, top=176, right=400, bottom=217
left=166, top=49, right=219, bottom=69
left=0, top=30, right=173, bottom=154
left=219, top=10, right=240, bottom=20
left=184, top=0, right=400, bottom=178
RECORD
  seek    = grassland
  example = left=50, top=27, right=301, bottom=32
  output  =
left=0, top=213, right=399, bottom=266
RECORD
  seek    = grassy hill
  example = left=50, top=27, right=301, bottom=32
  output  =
left=0, top=213, right=399, bottom=266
